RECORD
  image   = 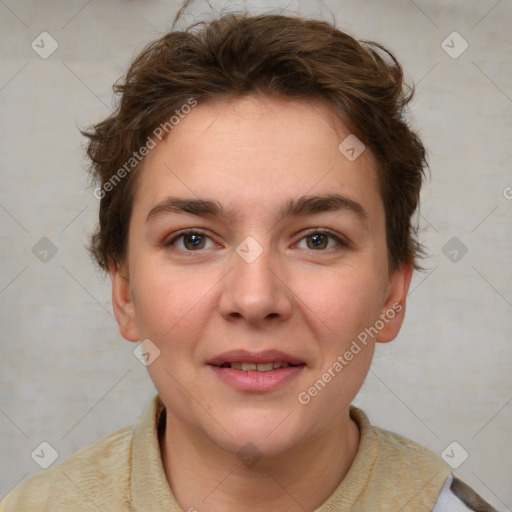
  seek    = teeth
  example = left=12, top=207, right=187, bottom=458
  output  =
left=225, top=361, right=296, bottom=371
left=256, top=363, right=274, bottom=372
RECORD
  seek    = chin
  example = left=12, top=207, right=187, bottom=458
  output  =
left=206, top=409, right=307, bottom=461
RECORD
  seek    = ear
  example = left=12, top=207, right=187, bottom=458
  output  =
left=109, top=260, right=140, bottom=342
left=376, top=262, right=413, bottom=343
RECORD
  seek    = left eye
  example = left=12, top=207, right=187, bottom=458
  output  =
left=296, top=231, right=347, bottom=250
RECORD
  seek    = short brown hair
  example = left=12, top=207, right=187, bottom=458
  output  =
left=83, top=11, right=426, bottom=273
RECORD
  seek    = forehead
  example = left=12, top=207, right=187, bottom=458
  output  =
left=133, top=94, right=382, bottom=221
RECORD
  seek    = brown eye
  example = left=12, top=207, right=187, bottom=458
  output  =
left=166, top=230, right=215, bottom=251
left=182, top=233, right=206, bottom=250
left=306, top=233, right=329, bottom=249
left=297, top=230, right=350, bottom=251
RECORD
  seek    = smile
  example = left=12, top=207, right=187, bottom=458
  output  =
left=214, top=361, right=303, bottom=371
left=207, top=350, right=306, bottom=391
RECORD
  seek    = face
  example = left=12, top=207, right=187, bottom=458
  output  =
left=111, top=94, right=412, bottom=458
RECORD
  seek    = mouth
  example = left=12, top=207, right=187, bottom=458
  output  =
left=206, top=350, right=306, bottom=391
left=212, top=361, right=304, bottom=371
left=207, top=349, right=306, bottom=370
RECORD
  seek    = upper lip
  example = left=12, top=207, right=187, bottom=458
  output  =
left=207, top=349, right=306, bottom=366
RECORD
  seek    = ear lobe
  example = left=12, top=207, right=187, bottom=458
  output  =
left=109, top=260, right=140, bottom=342
left=376, top=262, right=413, bottom=343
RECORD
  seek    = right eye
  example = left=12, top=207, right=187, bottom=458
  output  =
left=165, top=230, right=217, bottom=251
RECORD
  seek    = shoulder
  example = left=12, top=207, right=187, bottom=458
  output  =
left=373, top=423, right=447, bottom=469
left=432, top=473, right=499, bottom=512
left=349, top=408, right=499, bottom=512
left=0, top=425, right=136, bottom=511
left=367, top=422, right=499, bottom=511
left=339, top=407, right=450, bottom=510
left=350, top=406, right=451, bottom=476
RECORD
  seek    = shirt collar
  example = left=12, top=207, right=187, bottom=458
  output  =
left=315, top=406, right=379, bottom=510
left=129, top=395, right=379, bottom=511
left=131, top=394, right=182, bottom=511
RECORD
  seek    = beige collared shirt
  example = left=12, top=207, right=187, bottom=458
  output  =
left=1, top=394, right=452, bottom=511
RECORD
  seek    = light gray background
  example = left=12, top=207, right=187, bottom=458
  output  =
left=1, top=0, right=511, bottom=508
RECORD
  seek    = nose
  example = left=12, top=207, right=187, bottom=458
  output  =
left=219, top=239, right=293, bottom=328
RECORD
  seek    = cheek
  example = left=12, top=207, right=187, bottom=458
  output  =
left=292, top=270, right=382, bottom=422
left=131, top=264, right=211, bottom=344
left=296, top=266, right=385, bottom=343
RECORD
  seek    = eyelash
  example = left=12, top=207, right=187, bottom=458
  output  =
left=164, top=228, right=351, bottom=252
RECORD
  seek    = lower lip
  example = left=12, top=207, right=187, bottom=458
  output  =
left=208, top=365, right=305, bottom=392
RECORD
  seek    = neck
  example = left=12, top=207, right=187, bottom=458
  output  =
left=159, top=409, right=360, bottom=512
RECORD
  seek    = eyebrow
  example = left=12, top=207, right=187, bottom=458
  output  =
left=146, top=193, right=369, bottom=223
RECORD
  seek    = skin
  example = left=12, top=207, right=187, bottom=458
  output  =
left=110, top=93, right=413, bottom=512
